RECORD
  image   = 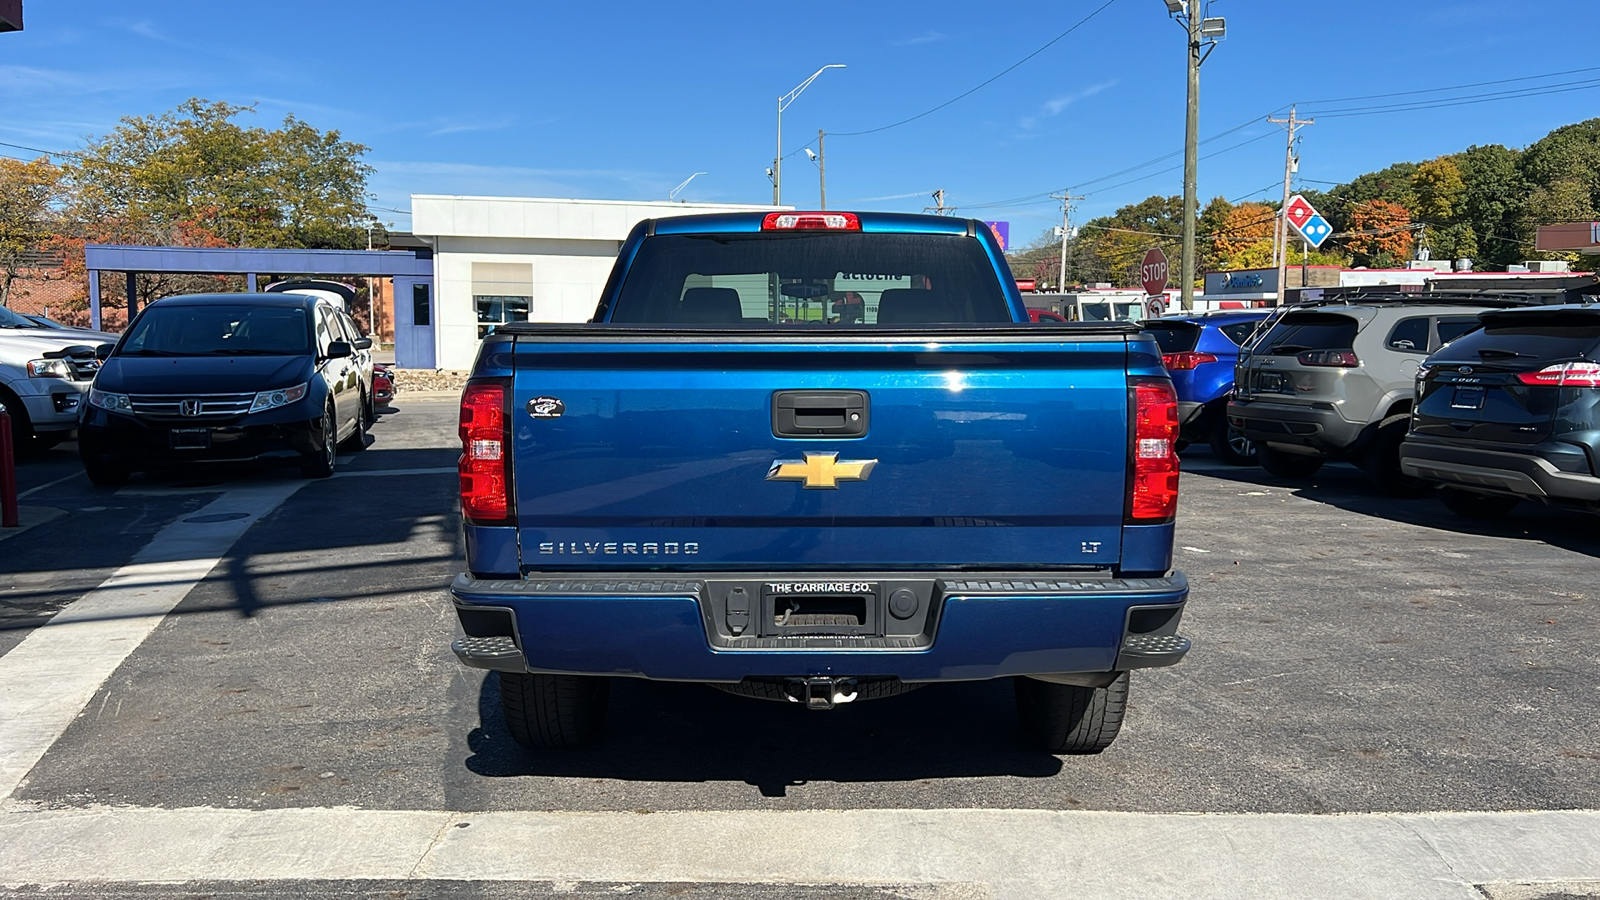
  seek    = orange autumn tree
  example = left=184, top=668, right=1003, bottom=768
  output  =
left=1345, top=200, right=1415, bottom=266
left=1209, top=201, right=1278, bottom=271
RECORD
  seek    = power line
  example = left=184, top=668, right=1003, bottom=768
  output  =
left=1298, top=64, right=1600, bottom=106
left=830, top=0, right=1123, bottom=137
left=1303, top=77, right=1600, bottom=119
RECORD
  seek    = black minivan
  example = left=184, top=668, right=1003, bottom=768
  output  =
left=1401, top=304, right=1600, bottom=518
left=79, top=293, right=374, bottom=487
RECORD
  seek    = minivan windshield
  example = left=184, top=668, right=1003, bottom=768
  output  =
left=120, top=305, right=311, bottom=356
left=610, top=232, right=1012, bottom=325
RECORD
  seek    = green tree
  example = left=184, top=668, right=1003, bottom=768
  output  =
left=0, top=158, right=62, bottom=307
left=1412, top=157, right=1466, bottom=223
left=1455, top=144, right=1526, bottom=269
left=63, top=98, right=375, bottom=252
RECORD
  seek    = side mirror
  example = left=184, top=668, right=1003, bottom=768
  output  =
left=95, top=343, right=114, bottom=360
left=326, top=341, right=353, bottom=359
left=353, top=337, right=373, bottom=350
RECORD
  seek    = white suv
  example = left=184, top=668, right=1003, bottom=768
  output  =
left=0, top=306, right=112, bottom=452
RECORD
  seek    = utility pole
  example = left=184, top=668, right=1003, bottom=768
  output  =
left=1180, top=7, right=1200, bottom=311
left=926, top=189, right=951, bottom=216
left=818, top=130, right=827, bottom=210
left=1268, top=105, right=1313, bottom=305
left=1052, top=192, right=1079, bottom=291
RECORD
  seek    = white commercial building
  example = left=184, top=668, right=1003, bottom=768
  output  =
left=407, top=195, right=782, bottom=370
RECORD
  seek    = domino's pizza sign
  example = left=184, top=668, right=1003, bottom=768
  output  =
left=1285, top=194, right=1333, bottom=249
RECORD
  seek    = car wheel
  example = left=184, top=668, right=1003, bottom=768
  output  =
left=81, top=456, right=130, bottom=489
left=499, top=672, right=610, bottom=748
left=1438, top=487, right=1521, bottom=520
left=0, top=389, right=49, bottom=458
left=1014, top=671, right=1128, bottom=755
left=1360, top=416, right=1433, bottom=498
left=343, top=394, right=369, bottom=452
left=301, top=405, right=338, bottom=478
left=1257, top=443, right=1325, bottom=479
left=1208, top=420, right=1257, bottom=466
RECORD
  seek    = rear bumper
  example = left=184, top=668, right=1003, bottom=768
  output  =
left=1227, top=397, right=1364, bottom=456
left=449, top=571, right=1189, bottom=682
left=1399, top=437, right=1600, bottom=503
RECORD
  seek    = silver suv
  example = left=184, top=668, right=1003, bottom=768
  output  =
left=1227, top=296, right=1522, bottom=495
left=0, top=306, right=113, bottom=453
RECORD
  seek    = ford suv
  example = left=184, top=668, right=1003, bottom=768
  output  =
left=1401, top=304, right=1600, bottom=518
left=0, top=305, right=113, bottom=453
left=1228, top=295, right=1517, bottom=495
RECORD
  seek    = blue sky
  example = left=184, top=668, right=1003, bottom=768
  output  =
left=3, top=0, right=1598, bottom=247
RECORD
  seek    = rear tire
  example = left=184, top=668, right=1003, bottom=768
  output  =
left=1438, top=487, right=1520, bottom=520
left=1014, top=671, right=1129, bottom=755
left=1361, top=416, right=1432, bottom=498
left=1208, top=420, right=1257, bottom=466
left=499, top=672, right=610, bottom=748
left=1257, top=443, right=1325, bottom=479
left=343, top=395, right=369, bottom=451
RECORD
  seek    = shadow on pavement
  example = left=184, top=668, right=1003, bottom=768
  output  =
left=464, top=672, right=1064, bottom=797
left=1189, top=459, right=1600, bottom=560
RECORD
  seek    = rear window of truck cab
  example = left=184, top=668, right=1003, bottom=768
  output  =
left=609, top=232, right=1011, bottom=325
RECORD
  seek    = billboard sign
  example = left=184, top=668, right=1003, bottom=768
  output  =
left=984, top=221, right=1010, bottom=251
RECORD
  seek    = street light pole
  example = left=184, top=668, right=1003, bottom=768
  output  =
left=774, top=64, right=845, bottom=206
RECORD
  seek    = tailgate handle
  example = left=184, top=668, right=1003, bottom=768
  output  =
left=772, top=390, right=869, bottom=438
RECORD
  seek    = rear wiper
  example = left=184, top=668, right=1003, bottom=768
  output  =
left=1475, top=348, right=1531, bottom=359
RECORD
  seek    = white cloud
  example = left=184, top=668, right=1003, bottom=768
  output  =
left=1019, top=80, right=1118, bottom=129
left=893, top=31, right=948, bottom=47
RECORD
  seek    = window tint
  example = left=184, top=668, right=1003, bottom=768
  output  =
left=610, top=233, right=1010, bottom=325
left=1142, top=322, right=1200, bottom=352
left=1435, top=317, right=1480, bottom=347
left=1219, top=321, right=1262, bottom=347
left=120, top=305, right=310, bottom=356
left=1385, top=317, right=1429, bottom=351
left=1257, top=312, right=1359, bottom=355
left=1436, top=313, right=1600, bottom=363
left=315, top=308, right=335, bottom=355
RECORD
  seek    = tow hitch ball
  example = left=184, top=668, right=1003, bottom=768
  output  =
left=785, top=677, right=858, bottom=710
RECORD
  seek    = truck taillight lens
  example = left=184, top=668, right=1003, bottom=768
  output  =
left=1516, top=362, right=1600, bottom=387
left=1161, top=351, right=1219, bottom=371
left=1297, top=349, right=1360, bottom=368
left=460, top=380, right=512, bottom=523
left=1128, top=378, right=1180, bottom=522
left=761, top=212, right=861, bottom=230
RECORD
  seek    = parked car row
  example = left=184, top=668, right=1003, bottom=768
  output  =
left=1169, top=291, right=1600, bottom=521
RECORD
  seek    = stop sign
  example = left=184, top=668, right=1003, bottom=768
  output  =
left=1140, top=247, right=1169, bottom=296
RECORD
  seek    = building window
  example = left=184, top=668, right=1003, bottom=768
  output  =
left=412, top=284, right=430, bottom=326
left=472, top=262, right=533, bottom=339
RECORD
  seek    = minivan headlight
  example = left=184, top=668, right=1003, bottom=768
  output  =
left=250, top=383, right=309, bottom=412
left=89, top=388, right=133, bottom=412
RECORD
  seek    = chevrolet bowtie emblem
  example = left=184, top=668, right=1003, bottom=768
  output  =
left=766, top=452, right=877, bottom=490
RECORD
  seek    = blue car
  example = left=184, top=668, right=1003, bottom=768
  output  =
left=1144, top=310, right=1269, bottom=465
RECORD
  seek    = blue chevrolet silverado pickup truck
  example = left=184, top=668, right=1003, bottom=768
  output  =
left=449, top=211, right=1190, bottom=755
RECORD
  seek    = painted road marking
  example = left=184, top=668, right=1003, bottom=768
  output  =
left=0, top=480, right=306, bottom=799
left=16, top=471, right=83, bottom=500
left=1, top=806, right=1598, bottom=899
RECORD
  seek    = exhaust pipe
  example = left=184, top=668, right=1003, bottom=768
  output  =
left=785, top=676, right=858, bottom=710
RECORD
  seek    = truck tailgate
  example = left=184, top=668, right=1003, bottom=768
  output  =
left=510, top=332, right=1130, bottom=570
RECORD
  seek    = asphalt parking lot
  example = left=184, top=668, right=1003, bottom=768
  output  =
left=1, top=399, right=1597, bottom=897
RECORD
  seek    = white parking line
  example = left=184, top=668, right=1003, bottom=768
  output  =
left=0, top=480, right=306, bottom=800
left=0, top=805, right=1597, bottom=899
left=17, top=471, right=83, bottom=500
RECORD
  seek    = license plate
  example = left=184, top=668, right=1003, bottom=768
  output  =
left=1256, top=372, right=1286, bottom=392
left=169, top=428, right=211, bottom=449
left=1450, top=387, right=1486, bottom=410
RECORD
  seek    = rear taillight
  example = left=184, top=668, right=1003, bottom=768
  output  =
left=761, top=212, right=861, bottom=230
left=1129, top=378, right=1180, bottom=522
left=1161, top=351, right=1219, bottom=371
left=1297, top=350, right=1360, bottom=368
left=1516, top=362, right=1600, bottom=387
left=459, top=380, right=512, bottom=523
